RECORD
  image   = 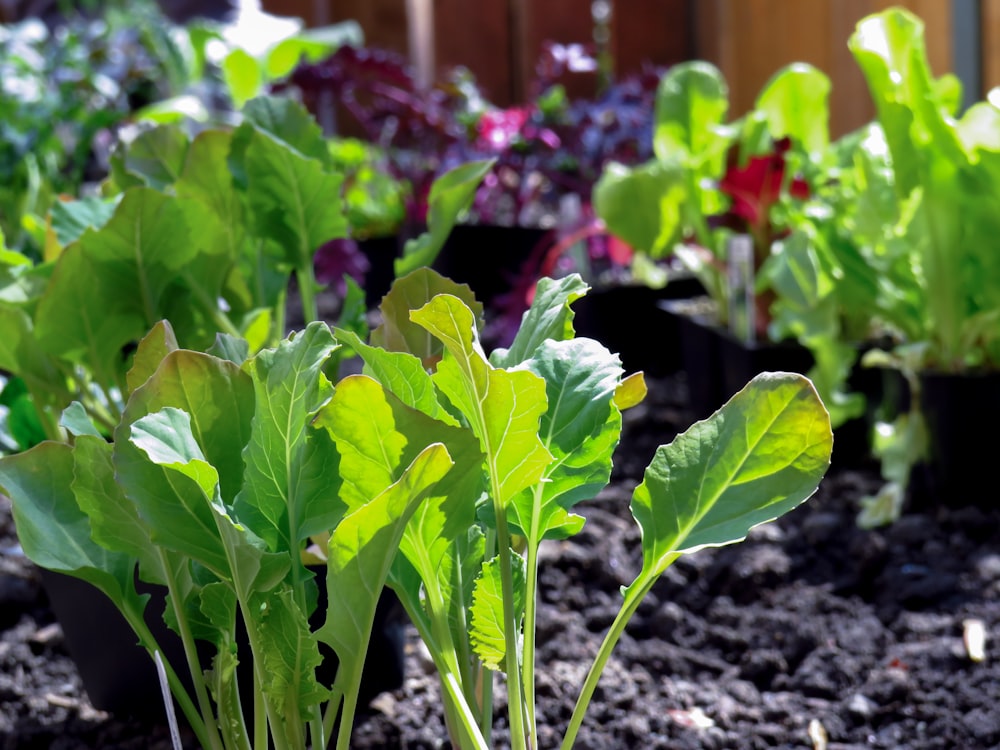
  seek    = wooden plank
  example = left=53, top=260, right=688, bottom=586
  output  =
left=434, top=0, right=513, bottom=104
left=691, top=0, right=959, bottom=138
left=612, top=0, right=693, bottom=76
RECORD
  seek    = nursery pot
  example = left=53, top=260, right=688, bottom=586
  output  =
left=915, top=370, right=1000, bottom=509
left=358, top=234, right=402, bottom=309
left=431, top=224, right=551, bottom=307
left=572, top=275, right=705, bottom=376
left=39, top=567, right=406, bottom=720
left=663, top=298, right=812, bottom=420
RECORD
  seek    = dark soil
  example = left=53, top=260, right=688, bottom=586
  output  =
left=2, top=372, right=998, bottom=749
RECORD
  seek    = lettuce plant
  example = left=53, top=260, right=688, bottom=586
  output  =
left=0, top=268, right=832, bottom=749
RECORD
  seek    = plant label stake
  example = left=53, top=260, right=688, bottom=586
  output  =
left=728, top=233, right=756, bottom=344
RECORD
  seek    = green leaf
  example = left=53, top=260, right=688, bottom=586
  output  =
left=240, top=96, right=331, bottom=166
left=396, top=159, right=495, bottom=276
left=509, top=338, right=623, bottom=541
left=34, top=189, right=199, bottom=370
left=113, top=350, right=254, bottom=577
left=245, top=130, right=348, bottom=271
left=755, top=62, right=831, bottom=155
left=469, top=554, right=525, bottom=672
left=333, top=328, right=456, bottom=423
left=49, top=196, right=120, bottom=247
left=371, top=268, right=483, bottom=364
left=412, top=294, right=552, bottom=508
left=314, top=372, right=483, bottom=541
left=247, top=586, right=328, bottom=724
left=625, top=372, right=831, bottom=600
left=654, top=60, right=729, bottom=162
left=0, top=442, right=143, bottom=611
left=490, top=274, right=590, bottom=367
left=72, top=434, right=163, bottom=581
left=126, top=320, right=180, bottom=394
left=593, top=159, right=687, bottom=256
left=318, top=442, right=453, bottom=700
left=59, top=402, right=103, bottom=438
left=234, top=322, right=343, bottom=552
left=222, top=48, right=263, bottom=109
left=115, top=125, right=192, bottom=190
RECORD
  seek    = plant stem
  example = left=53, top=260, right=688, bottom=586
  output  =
left=490, top=489, right=530, bottom=750
left=160, top=554, right=232, bottom=750
left=296, top=265, right=319, bottom=326
left=559, top=560, right=677, bottom=750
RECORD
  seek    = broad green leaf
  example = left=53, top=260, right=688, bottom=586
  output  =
left=318, top=443, right=453, bottom=701
left=333, top=328, right=455, bottom=423
left=72, top=434, right=163, bottom=581
left=593, top=159, right=687, bottom=257
left=625, top=372, right=831, bottom=601
left=207, top=333, right=250, bottom=365
left=315, top=372, right=483, bottom=545
left=491, top=274, right=590, bottom=367
left=131, top=407, right=222, bottom=496
left=240, top=96, right=330, bottom=166
left=469, top=554, right=525, bottom=672
left=412, top=294, right=552, bottom=508
left=126, top=320, right=180, bottom=394
left=0, top=306, right=67, bottom=411
left=755, top=63, right=831, bottom=155
left=175, top=130, right=251, bottom=284
left=371, top=268, right=482, bottom=364
left=131, top=407, right=288, bottom=597
left=59, top=402, right=103, bottom=438
left=509, top=338, right=623, bottom=541
left=222, top=48, right=263, bottom=109
left=245, top=130, right=348, bottom=271
left=0, top=442, right=144, bottom=612
left=396, top=159, right=495, bottom=276
left=234, top=322, right=343, bottom=551
left=654, top=61, right=729, bottom=162
left=116, top=125, right=192, bottom=190
left=34, top=189, right=199, bottom=370
left=49, top=196, right=120, bottom=246
left=113, top=350, right=254, bottom=577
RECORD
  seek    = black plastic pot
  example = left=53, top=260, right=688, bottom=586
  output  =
left=663, top=299, right=896, bottom=468
left=663, top=299, right=813, bottom=421
left=916, top=370, right=1000, bottom=509
left=39, top=567, right=405, bottom=721
left=431, top=224, right=552, bottom=307
left=358, top=234, right=402, bottom=309
left=572, top=276, right=705, bottom=376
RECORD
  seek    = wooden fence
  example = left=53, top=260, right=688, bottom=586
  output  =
left=263, top=0, right=998, bottom=138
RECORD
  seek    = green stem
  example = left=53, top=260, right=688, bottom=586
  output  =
left=123, top=607, right=222, bottom=750
left=491, top=488, right=530, bottom=750
left=160, top=555, right=234, bottom=750
left=522, top=537, right=541, bottom=742
left=296, top=265, right=319, bottom=326
left=559, top=561, right=677, bottom=750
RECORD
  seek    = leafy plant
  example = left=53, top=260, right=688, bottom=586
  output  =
left=0, top=267, right=833, bottom=749
left=0, top=95, right=395, bottom=453
left=0, top=3, right=196, bottom=256
left=835, top=7, right=1000, bottom=520
left=848, top=7, right=1000, bottom=373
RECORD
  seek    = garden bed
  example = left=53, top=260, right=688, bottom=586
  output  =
left=1, top=372, right=998, bottom=749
